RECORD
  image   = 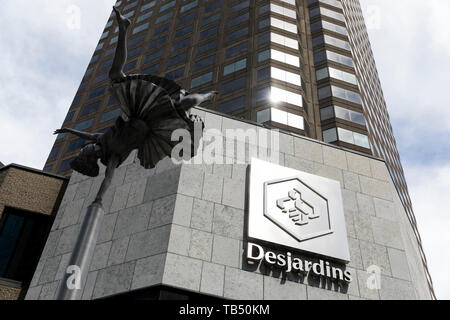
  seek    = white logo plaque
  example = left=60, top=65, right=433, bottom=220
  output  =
left=248, top=158, right=350, bottom=262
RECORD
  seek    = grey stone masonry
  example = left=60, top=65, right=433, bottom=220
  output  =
left=26, top=108, right=432, bottom=300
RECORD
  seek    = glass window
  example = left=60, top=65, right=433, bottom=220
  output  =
left=180, top=0, right=198, bottom=13
left=200, top=26, right=219, bottom=40
left=226, top=42, right=248, bottom=58
left=323, top=128, right=337, bottom=143
left=168, top=52, right=187, bottom=67
left=101, top=109, right=121, bottom=123
left=48, top=145, right=60, bottom=160
left=220, top=96, right=245, bottom=113
left=175, top=24, right=194, bottom=38
left=190, top=72, right=213, bottom=88
left=194, top=55, right=216, bottom=71
left=201, top=12, right=221, bottom=26
left=81, top=101, right=100, bottom=116
left=197, top=39, right=217, bottom=54
left=172, top=37, right=191, bottom=52
left=75, top=118, right=94, bottom=130
left=66, top=138, right=86, bottom=153
left=221, top=76, right=246, bottom=94
left=166, top=67, right=185, bottom=80
left=223, top=58, right=246, bottom=76
left=227, top=27, right=248, bottom=42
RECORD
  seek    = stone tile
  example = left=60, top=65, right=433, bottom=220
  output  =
left=126, top=178, right=147, bottom=208
left=232, top=164, right=248, bottom=181
left=60, top=183, right=78, bottom=207
left=343, top=171, right=361, bottom=192
left=189, top=230, right=213, bottom=261
left=97, top=212, right=118, bottom=244
left=313, top=163, right=343, bottom=185
left=347, top=238, right=363, bottom=270
left=323, top=146, right=348, bottom=170
left=110, top=183, right=132, bottom=213
left=213, top=204, right=245, bottom=240
left=202, top=173, right=223, bottom=204
left=25, top=285, right=42, bottom=300
left=55, top=225, right=80, bottom=255
left=356, top=193, right=376, bottom=217
left=211, top=235, right=240, bottom=268
left=200, top=262, right=225, bottom=297
left=107, top=236, right=130, bottom=267
left=39, top=281, right=59, bottom=300
left=113, top=202, right=152, bottom=239
left=359, top=241, right=391, bottom=276
left=144, top=167, right=181, bottom=201
left=191, top=198, right=214, bottom=232
left=370, top=160, right=390, bottom=181
left=40, top=229, right=62, bottom=259
left=74, top=179, right=93, bottom=201
left=224, top=267, right=263, bottom=299
left=173, top=194, right=193, bottom=227
left=359, top=176, right=393, bottom=201
left=51, top=205, right=66, bottom=231
left=213, top=164, right=233, bottom=178
left=341, top=189, right=358, bottom=213
left=284, top=155, right=315, bottom=174
left=373, top=198, right=397, bottom=222
left=60, top=198, right=85, bottom=228
left=279, top=133, right=294, bottom=155
left=371, top=217, right=403, bottom=250
left=178, top=165, right=204, bottom=198
left=155, top=156, right=180, bottom=174
left=294, top=138, right=323, bottom=163
left=387, top=248, right=411, bottom=281
left=124, top=162, right=155, bottom=185
left=30, top=259, right=45, bottom=287
left=39, top=255, right=62, bottom=285
left=126, top=225, right=171, bottom=261
left=92, top=262, right=136, bottom=299
left=306, top=286, right=348, bottom=300
left=346, top=152, right=372, bottom=177
left=55, top=253, right=71, bottom=281
left=344, top=211, right=356, bottom=239
left=90, top=241, right=112, bottom=271
left=263, top=276, right=307, bottom=300
left=82, top=271, right=98, bottom=300
left=354, top=212, right=374, bottom=242
left=168, top=225, right=192, bottom=256
left=204, top=112, right=223, bottom=132
left=131, top=254, right=166, bottom=290
left=149, top=194, right=176, bottom=228
left=163, top=253, right=203, bottom=292
left=356, top=269, right=380, bottom=300
left=379, top=276, right=416, bottom=300
left=111, top=165, right=127, bottom=187
left=221, top=177, right=245, bottom=210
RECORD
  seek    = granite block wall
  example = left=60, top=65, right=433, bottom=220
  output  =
left=25, top=108, right=432, bottom=300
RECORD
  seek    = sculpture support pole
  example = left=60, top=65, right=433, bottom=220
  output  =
left=56, top=202, right=105, bottom=300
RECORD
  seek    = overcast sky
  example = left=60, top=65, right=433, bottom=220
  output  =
left=0, top=1, right=449, bottom=299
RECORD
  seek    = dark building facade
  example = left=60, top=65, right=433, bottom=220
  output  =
left=42, top=0, right=434, bottom=297
left=0, top=164, right=68, bottom=299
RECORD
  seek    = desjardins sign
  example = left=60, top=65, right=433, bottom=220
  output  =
left=247, top=158, right=352, bottom=283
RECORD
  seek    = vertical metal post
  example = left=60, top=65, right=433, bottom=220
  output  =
left=55, top=202, right=105, bottom=300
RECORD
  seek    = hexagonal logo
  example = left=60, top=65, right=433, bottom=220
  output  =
left=264, top=177, right=333, bottom=242
left=248, top=158, right=350, bottom=262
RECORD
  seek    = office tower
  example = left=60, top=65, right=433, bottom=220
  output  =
left=41, top=0, right=434, bottom=297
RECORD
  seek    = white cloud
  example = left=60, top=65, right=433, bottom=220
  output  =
left=361, top=0, right=450, bottom=299
left=404, top=163, right=450, bottom=299
left=0, top=0, right=115, bottom=168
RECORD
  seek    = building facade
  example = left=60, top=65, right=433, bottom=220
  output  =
left=41, top=0, right=434, bottom=298
left=27, top=108, right=433, bottom=300
left=0, top=164, right=68, bottom=299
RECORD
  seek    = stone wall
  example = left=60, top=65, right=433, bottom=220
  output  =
left=0, top=285, right=21, bottom=300
left=25, top=109, right=432, bottom=300
left=0, top=166, right=67, bottom=219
